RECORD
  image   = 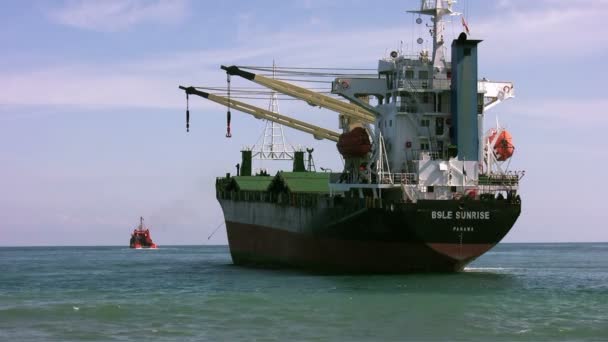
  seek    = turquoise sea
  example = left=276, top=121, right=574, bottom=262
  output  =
left=1, top=244, right=607, bottom=341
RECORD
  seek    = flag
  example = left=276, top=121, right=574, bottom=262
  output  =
left=461, top=16, right=470, bottom=35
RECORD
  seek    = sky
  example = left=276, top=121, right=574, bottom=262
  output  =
left=1, top=0, right=607, bottom=246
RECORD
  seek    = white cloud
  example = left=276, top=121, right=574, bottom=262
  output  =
left=502, top=98, right=608, bottom=126
left=0, top=42, right=316, bottom=108
left=473, top=1, right=608, bottom=63
left=5, top=0, right=606, bottom=109
left=49, top=0, right=188, bottom=32
left=0, top=25, right=397, bottom=108
left=2, top=66, right=189, bottom=108
left=495, top=0, right=513, bottom=9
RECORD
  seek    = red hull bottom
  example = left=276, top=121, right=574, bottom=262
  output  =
left=226, top=221, right=492, bottom=273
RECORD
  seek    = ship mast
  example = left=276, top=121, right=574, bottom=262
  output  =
left=408, top=0, right=459, bottom=71
left=253, top=61, right=295, bottom=161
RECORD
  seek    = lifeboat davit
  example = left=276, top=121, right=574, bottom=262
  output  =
left=488, top=130, right=514, bottom=161
left=337, top=127, right=371, bottom=158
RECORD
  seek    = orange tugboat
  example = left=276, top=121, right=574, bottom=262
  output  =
left=129, top=217, right=158, bottom=249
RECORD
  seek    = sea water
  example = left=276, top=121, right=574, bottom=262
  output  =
left=1, top=244, right=607, bottom=341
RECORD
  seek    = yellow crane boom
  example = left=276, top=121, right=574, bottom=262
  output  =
left=179, top=86, right=340, bottom=142
left=221, top=65, right=376, bottom=124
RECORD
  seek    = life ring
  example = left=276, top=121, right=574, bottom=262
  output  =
left=465, top=189, right=478, bottom=199
left=503, top=85, right=511, bottom=94
left=340, top=80, right=350, bottom=89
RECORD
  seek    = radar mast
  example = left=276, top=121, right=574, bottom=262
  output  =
left=408, top=0, right=460, bottom=71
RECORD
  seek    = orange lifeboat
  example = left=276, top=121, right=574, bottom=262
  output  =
left=488, top=130, right=514, bottom=161
left=336, top=127, right=371, bottom=158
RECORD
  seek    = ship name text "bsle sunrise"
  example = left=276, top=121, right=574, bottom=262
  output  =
left=431, top=211, right=491, bottom=220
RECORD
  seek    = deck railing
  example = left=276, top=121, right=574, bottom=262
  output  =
left=478, top=174, right=520, bottom=186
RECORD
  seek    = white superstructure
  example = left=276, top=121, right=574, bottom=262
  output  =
left=328, top=0, right=521, bottom=202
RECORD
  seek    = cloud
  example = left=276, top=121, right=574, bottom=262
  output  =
left=495, top=0, right=513, bottom=9
left=5, top=0, right=606, bottom=109
left=0, top=43, right=312, bottom=109
left=473, top=1, right=608, bottom=62
left=2, top=66, right=191, bottom=108
left=0, top=23, right=395, bottom=108
left=502, top=98, right=608, bottom=126
left=49, top=0, right=188, bottom=32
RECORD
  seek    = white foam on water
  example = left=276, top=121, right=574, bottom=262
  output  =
left=463, top=267, right=510, bottom=272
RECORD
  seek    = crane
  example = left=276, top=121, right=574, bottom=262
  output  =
left=179, top=86, right=340, bottom=142
left=220, top=65, right=377, bottom=124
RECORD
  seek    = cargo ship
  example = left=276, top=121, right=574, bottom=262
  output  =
left=129, top=217, right=158, bottom=249
left=180, top=0, right=522, bottom=272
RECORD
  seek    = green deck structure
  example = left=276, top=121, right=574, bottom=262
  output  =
left=270, top=172, right=330, bottom=194
left=226, top=176, right=273, bottom=192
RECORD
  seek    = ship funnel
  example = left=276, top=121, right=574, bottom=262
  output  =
left=240, top=150, right=252, bottom=176
left=450, top=33, right=482, bottom=161
left=293, top=151, right=306, bottom=172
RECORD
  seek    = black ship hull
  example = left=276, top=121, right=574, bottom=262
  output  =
left=220, top=198, right=521, bottom=273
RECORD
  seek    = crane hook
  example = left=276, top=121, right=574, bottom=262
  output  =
left=226, top=110, right=232, bottom=138
left=186, top=93, right=190, bottom=132
left=226, top=73, right=232, bottom=138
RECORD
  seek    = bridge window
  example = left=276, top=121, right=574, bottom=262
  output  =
left=437, top=140, right=444, bottom=152
left=422, top=92, right=430, bottom=103
left=437, top=93, right=443, bottom=112
left=418, top=70, right=429, bottom=80
left=421, top=119, right=430, bottom=127
left=435, top=117, right=444, bottom=135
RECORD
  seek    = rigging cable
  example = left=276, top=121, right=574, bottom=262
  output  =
left=207, top=221, right=225, bottom=240
left=237, top=65, right=375, bottom=71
